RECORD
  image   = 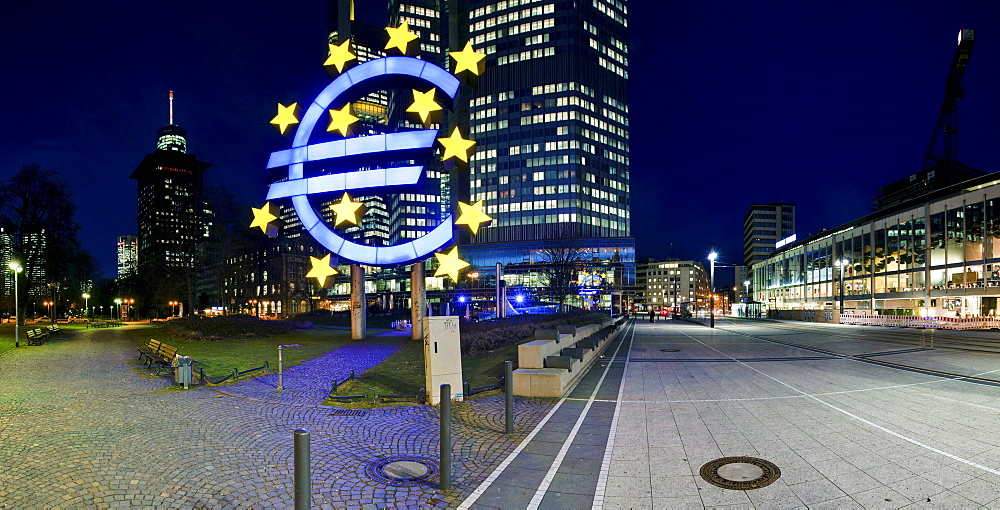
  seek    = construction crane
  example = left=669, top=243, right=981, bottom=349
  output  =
left=924, top=29, right=976, bottom=169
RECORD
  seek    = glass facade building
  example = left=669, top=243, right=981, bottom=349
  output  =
left=753, top=172, right=1000, bottom=318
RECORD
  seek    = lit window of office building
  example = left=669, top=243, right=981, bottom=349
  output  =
left=753, top=171, right=1000, bottom=318
left=744, top=202, right=796, bottom=268
left=117, top=235, right=138, bottom=279
left=635, top=259, right=709, bottom=312
left=130, top=97, right=211, bottom=285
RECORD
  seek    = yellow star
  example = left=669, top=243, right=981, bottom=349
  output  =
left=438, top=127, right=476, bottom=164
left=250, top=202, right=277, bottom=233
left=407, top=88, right=442, bottom=124
left=324, top=39, right=356, bottom=73
left=327, top=104, right=358, bottom=137
left=434, top=247, right=470, bottom=282
left=455, top=200, right=492, bottom=235
left=306, top=254, right=339, bottom=287
left=450, top=41, right=486, bottom=76
left=329, top=193, right=367, bottom=227
left=385, top=22, right=419, bottom=54
left=270, top=102, right=300, bottom=135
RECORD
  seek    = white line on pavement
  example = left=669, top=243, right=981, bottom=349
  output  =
left=591, top=323, right=635, bottom=509
left=526, top=322, right=633, bottom=509
left=678, top=328, right=1000, bottom=478
left=458, top=322, right=633, bottom=509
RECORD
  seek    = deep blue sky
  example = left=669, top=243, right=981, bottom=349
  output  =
left=2, top=1, right=999, bottom=286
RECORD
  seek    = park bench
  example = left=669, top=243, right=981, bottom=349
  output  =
left=137, top=339, right=162, bottom=363
left=47, top=325, right=62, bottom=335
left=137, top=339, right=179, bottom=374
left=26, top=328, right=49, bottom=346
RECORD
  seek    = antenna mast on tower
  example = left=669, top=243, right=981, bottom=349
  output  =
left=169, top=90, right=174, bottom=125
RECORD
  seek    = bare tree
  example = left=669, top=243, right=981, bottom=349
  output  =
left=0, top=164, right=82, bottom=324
left=536, top=225, right=586, bottom=312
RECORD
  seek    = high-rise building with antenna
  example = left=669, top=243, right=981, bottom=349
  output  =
left=130, top=91, right=211, bottom=309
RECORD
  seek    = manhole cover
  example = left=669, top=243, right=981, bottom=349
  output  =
left=660, top=349, right=679, bottom=352
left=330, top=409, right=367, bottom=417
left=365, top=455, right=438, bottom=486
left=700, top=456, right=780, bottom=490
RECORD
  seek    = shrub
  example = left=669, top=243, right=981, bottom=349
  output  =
left=163, top=316, right=312, bottom=341
left=460, top=310, right=607, bottom=355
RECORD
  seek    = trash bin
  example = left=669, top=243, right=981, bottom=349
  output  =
left=174, top=355, right=193, bottom=388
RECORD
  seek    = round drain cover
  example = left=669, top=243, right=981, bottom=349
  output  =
left=700, top=456, right=780, bottom=490
left=717, top=462, right=764, bottom=481
left=365, top=455, right=438, bottom=487
left=383, top=460, right=428, bottom=479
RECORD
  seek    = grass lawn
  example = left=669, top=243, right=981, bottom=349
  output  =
left=0, top=322, right=91, bottom=356
left=125, top=326, right=357, bottom=380
left=327, top=338, right=519, bottom=408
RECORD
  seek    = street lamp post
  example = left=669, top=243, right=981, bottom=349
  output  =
left=8, top=262, right=22, bottom=347
left=743, top=280, right=751, bottom=318
left=708, top=251, right=717, bottom=329
left=82, top=293, right=90, bottom=318
left=114, top=299, right=122, bottom=321
left=834, top=258, right=849, bottom=315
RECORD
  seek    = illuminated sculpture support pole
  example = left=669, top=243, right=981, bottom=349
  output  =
left=411, top=262, right=425, bottom=341
left=351, top=264, right=366, bottom=341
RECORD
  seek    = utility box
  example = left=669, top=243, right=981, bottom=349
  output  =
left=423, top=316, right=464, bottom=405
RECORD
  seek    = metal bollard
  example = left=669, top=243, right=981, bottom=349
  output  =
left=505, top=360, right=514, bottom=434
left=463, top=381, right=471, bottom=398
left=440, top=384, right=452, bottom=490
left=278, top=345, right=284, bottom=392
left=294, top=428, right=311, bottom=509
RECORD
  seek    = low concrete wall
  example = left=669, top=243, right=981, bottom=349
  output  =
left=513, top=317, right=626, bottom=398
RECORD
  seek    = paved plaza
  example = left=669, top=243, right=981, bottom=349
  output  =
left=2, top=319, right=1000, bottom=508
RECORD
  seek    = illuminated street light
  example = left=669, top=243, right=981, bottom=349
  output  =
left=708, top=251, right=718, bottom=329
left=82, top=293, right=90, bottom=318
left=834, top=258, right=850, bottom=315
left=114, top=298, right=122, bottom=322
left=8, top=262, right=22, bottom=347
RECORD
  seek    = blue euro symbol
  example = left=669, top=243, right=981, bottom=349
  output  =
left=265, top=56, right=461, bottom=265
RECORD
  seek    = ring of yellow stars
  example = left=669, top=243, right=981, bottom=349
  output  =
left=327, top=104, right=358, bottom=136
left=306, top=254, right=339, bottom=287
left=434, top=247, right=470, bottom=282
left=330, top=193, right=367, bottom=227
left=449, top=41, right=486, bottom=76
left=324, top=39, right=356, bottom=73
left=250, top=202, right=278, bottom=233
left=407, top=88, right=442, bottom=124
left=270, top=102, right=300, bottom=135
left=455, top=200, right=492, bottom=235
left=385, top=22, right=419, bottom=54
left=438, top=127, right=476, bottom=163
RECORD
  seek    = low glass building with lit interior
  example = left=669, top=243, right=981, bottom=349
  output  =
left=753, top=171, right=1000, bottom=318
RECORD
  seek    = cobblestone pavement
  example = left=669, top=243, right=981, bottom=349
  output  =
left=216, top=331, right=404, bottom=406
left=0, top=327, right=554, bottom=508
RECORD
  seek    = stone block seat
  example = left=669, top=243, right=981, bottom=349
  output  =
left=512, top=316, right=627, bottom=397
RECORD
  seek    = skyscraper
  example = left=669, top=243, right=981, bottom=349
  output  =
left=117, top=235, right=138, bottom=279
left=130, top=92, right=211, bottom=303
left=389, top=0, right=635, bottom=306
left=743, top=202, right=796, bottom=267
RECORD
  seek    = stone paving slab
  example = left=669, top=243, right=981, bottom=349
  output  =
left=6, top=319, right=1000, bottom=508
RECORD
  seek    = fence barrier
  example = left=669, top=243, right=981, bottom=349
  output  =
left=840, top=314, right=1000, bottom=330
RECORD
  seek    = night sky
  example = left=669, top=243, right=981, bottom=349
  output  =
left=2, top=1, right=1000, bottom=287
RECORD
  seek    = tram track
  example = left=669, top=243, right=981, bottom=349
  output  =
left=709, top=319, right=1000, bottom=388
